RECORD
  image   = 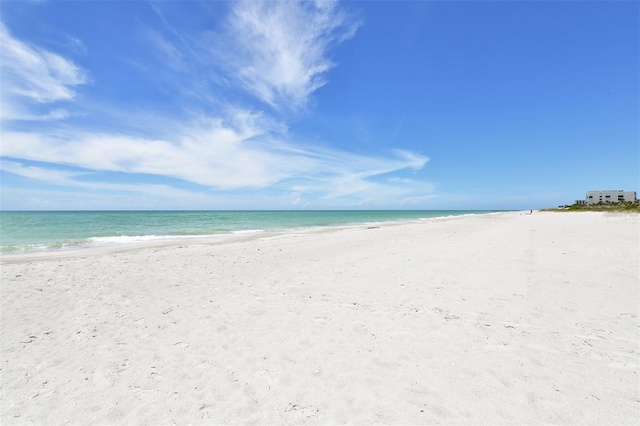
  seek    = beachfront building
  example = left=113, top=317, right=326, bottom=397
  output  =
left=584, top=190, right=637, bottom=205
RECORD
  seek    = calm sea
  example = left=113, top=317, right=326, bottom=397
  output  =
left=0, top=210, right=498, bottom=254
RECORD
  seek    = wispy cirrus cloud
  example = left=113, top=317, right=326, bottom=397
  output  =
left=0, top=23, right=87, bottom=121
left=0, top=159, right=210, bottom=199
left=142, top=1, right=359, bottom=113
left=148, top=1, right=203, bottom=62
left=214, top=0, right=360, bottom=112
left=143, top=29, right=185, bottom=71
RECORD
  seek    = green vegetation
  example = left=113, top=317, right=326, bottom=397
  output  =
left=543, top=200, right=640, bottom=213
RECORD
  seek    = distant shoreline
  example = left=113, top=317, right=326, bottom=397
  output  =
left=0, top=209, right=504, bottom=257
left=1, top=210, right=509, bottom=263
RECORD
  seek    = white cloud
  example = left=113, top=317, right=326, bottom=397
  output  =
left=0, top=105, right=73, bottom=121
left=0, top=159, right=211, bottom=200
left=0, top=3, right=434, bottom=209
left=0, top=159, right=80, bottom=183
left=216, top=0, right=360, bottom=111
left=0, top=22, right=87, bottom=120
left=0, top=113, right=428, bottom=194
left=144, top=29, right=184, bottom=70
left=63, top=35, right=87, bottom=56
left=148, top=1, right=202, bottom=62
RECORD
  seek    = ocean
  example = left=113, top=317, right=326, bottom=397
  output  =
left=0, top=210, right=499, bottom=254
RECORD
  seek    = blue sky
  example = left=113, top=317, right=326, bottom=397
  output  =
left=0, top=0, right=637, bottom=210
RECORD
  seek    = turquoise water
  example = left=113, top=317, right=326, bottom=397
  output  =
left=0, top=210, right=498, bottom=254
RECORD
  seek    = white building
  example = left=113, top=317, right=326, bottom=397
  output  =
left=585, top=190, right=637, bottom=205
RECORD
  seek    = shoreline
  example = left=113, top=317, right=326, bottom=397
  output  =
left=0, top=210, right=509, bottom=264
left=2, top=211, right=638, bottom=424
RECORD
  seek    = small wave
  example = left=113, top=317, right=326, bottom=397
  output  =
left=89, top=235, right=177, bottom=244
left=1, top=239, right=90, bottom=254
left=88, top=234, right=222, bottom=245
left=418, top=212, right=493, bottom=221
left=231, top=229, right=265, bottom=234
left=1, top=243, right=51, bottom=254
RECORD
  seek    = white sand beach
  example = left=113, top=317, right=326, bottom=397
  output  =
left=1, top=211, right=638, bottom=425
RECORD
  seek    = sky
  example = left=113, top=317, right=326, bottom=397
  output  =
left=0, top=0, right=638, bottom=211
